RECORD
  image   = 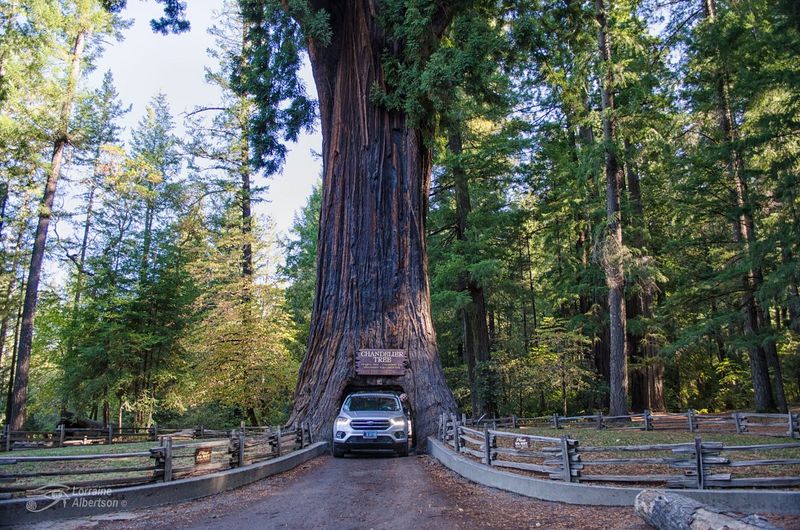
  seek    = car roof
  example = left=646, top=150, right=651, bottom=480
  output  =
left=346, top=391, right=398, bottom=397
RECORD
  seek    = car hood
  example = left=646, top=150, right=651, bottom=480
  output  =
left=342, top=410, right=403, bottom=419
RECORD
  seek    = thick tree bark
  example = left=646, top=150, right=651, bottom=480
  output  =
left=703, top=0, right=778, bottom=411
left=625, top=145, right=665, bottom=412
left=10, top=29, right=87, bottom=430
left=596, top=0, right=628, bottom=416
left=289, top=1, right=457, bottom=442
left=448, top=126, right=491, bottom=417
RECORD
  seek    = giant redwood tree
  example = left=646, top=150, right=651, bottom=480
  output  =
left=288, top=2, right=461, bottom=441
left=232, top=1, right=469, bottom=441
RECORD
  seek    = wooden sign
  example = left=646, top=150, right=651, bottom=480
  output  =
left=195, top=447, right=212, bottom=465
left=514, top=437, right=531, bottom=449
left=356, top=349, right=408, bottom=376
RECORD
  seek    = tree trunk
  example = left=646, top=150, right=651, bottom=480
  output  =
left=289, top=2, right=457, bottom=443
left=73, top=178, right=96, bottom=312
left=448, top=125, right=491, bottom=417
left=246, top=406, right=258, bottom=427
left=0, top=229, right=25, bottom=387
left=0, top=182, right=7, bottom=239
left=596, top=0, right=628, bottom=416
left=635, top=490, right=778, bottom=530
left=10, top=29, right=87, bottom=430
left=624, top=145, right=665, bottom=412
left=4, top=281, right=23, bottom=423
left=703, top=0, right=776, bottom=411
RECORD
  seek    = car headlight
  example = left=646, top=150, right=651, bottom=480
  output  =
left=335, top=416, right=349, bottom=427
left=390, top=417, right=406, bottom=427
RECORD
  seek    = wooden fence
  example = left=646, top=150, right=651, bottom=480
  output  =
left=439, top=414, right=800, bottom=490
left=0, top=422, right=265, bottom=452
left=461, top=410, right=800, bottom=438
left=0, top=423, right=312, bottom=497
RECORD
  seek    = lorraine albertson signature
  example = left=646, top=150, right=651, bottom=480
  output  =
left=25, top=483, right=71, bottom=513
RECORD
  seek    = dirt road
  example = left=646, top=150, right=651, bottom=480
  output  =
left=27, top=453, right=653, bottom=530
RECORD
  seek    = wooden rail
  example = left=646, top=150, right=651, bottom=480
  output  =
left=439, top=414, right=800, bottom=490
left=0, top=422, right=289, bottom=452
left=0, top=423, right=312, bottom=497
left=461, top=410, right=800, bottom=438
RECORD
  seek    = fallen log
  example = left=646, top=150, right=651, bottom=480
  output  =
left=634, top=490, right=779, bottom=530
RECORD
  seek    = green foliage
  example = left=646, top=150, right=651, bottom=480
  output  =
left=5, top=0, right=800, bottom=432
left=280, top=182, right=321, bottom=361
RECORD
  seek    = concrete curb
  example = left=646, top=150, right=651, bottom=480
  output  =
left=0, top=441, right=327, bottom=526
left=428, top=437, right=800, bottom=515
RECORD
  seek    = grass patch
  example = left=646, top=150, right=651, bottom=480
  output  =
left=468, top=426, right=800, bottom=487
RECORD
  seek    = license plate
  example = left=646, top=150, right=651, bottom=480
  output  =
left=363, top=431, right=377, bottom=439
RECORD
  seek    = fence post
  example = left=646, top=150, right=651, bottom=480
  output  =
left=788, top=413, right=797, bottom=439
left=238, top=431, right=245, bottom=466
left=483, top=425, right=492, bottom=466
left=163, top=437, right=173, bottom=482
left=450, top=414, right=461, bottom=453
left=58, top=424, right=65, bottom=448
left=299, top=422, right=306, bottom=448
left=511, top=415, right=517, bottom=429
left=733, top=412, right=743, bottom=434
left=643, top=409, right=653, bottom=431
left=687, top=409, right=696, bottom=433
left=597, top=411, right=604, bottom=430
left=694, top=436, right=704, bottom=489
left=276, top=426, right=282, bottom=456
left=552, top=413, right=561, bottom=429
left=107, top=425, right=113, bottom=444
left=4, top=425, right=11, bottom=452
left=199, top=424, right=205, bottom=439
left=560, top=436, right=573, bottom=482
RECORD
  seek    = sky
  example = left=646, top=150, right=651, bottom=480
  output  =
left=91, top=0, right=322, bottom=237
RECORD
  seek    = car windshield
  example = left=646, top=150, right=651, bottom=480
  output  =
left=345, top=396, right=400, bottom=412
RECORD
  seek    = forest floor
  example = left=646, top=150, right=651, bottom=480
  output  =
left=17, top=453, right=800, bottom=530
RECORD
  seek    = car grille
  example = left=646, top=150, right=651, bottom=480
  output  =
left=350, top=419, right=391, bottom=430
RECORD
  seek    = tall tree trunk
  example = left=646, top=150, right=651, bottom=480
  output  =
left=785, top=247, right=800, bottom=332
left=0, top=182, right=8, bottom=239
left=703, top=0, right=776, bottom=411
left=65, top=173, right=97, bottom=367
left=5, top=281, right=23, bottom=423
left=596, top=0, right=628, bottom=416
left=525, top=236, right=538, bottom=333
left=239, top=20, right=254, bottom=293
left=289, top=2, right=457, bottom=442
left=448, top=125, right=491, bottom=417
left=10, top=29, right=87, bottom=430
left=0, top=229, right=25, bottom=389
left=624, top=144, right=665, bottom=412
left=72, top=177, right=96, bottom=312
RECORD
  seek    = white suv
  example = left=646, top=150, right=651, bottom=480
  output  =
left=332, top=392, right=410, bottom=457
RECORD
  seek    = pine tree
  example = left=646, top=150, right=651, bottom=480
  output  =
left=10, top=0, right=121, bottom=429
